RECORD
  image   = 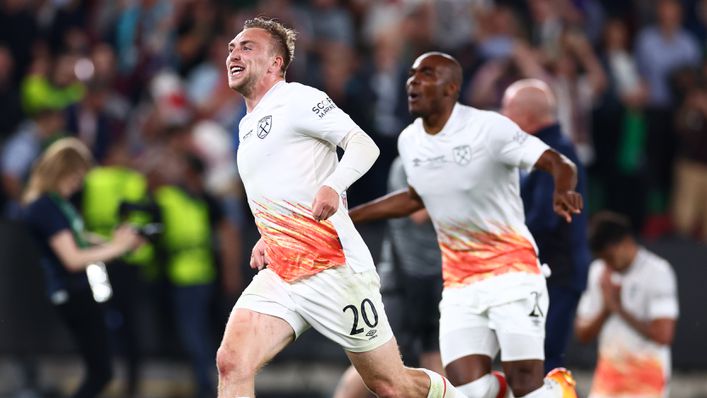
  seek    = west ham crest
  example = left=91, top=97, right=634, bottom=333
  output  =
left=257, top=115, right=272, bottom=139
left=452, top=145, right=472, bottom=166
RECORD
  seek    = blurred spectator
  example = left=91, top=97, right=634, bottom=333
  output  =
left=22, top=138, right=143, bottom=398
left=42, top=0, right=92, bottom=55
left=88, top=43, right=132, bottom=131
left=308, top=0, right=355, bottom=48
left=594, top=18, right=650, bottom=231
left=346, top=34, right=408, bottom=204
left=0, top=0, right=39, bottom=82
left=0, top=45, right=23, bottom=141
left=114, top=0, right=176, bottom=101
left=175, top=0, right=221, bottom=77
left=549, top=29, right=607, bottom=163
left=81, top=146, right=157, bottom=398
left=671, top=76, right=707, bottom=243
left=576, top=211, right=678, bottom=398
left=66, top=81, right=124, bottom=164
left=154, top=154, right=242, bottom=398
left=2, top=107, right=66, bottom=218
left=635, top=0, right=701, bottom=209
left=21, top=52, right=86, bottom=116
left=502, top=79, right=591, bottom=372
left=635, top=0, right=700, bottom=107
left=432, top=0, right=488, bottom=52
left=465, top=40, right=546, bottom=110
left=474, top=4, right=523, bottom=61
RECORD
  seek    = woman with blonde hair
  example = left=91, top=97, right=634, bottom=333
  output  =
left=22, top=138, right=142, bottom=398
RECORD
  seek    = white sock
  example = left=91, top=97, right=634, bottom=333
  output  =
left=516, top=381, right=561, bottom=398
left=421, top=368, right=468, bottom=398
left=458, top=374, right=500, bottom=398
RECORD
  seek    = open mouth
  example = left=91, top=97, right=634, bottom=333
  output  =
left=408, top=92, right=420, bottom=101
left=229, top=65, right=245, bottom=77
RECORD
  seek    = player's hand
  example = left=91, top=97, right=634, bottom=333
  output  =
left=250, top=238, right=269, bottom=270
left=312, top=186, right=339, bottom=222
left=600, top=269, right=622, bottom=313
left=553, top=190, right=583, bottom=223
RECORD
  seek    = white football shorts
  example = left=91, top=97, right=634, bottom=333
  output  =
left=234, top=264, right=393, bottom=353
left=439, top=275, right=549, bottom=365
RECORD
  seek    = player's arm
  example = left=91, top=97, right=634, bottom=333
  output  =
left=615, top=310, right=676, bottom=346
left=574, top=308, right=611, bottom=343
left=313, top=130, right=380, bottom=221
left=532, top=149, right=583, bottom=222
left=349, top=186, right=425, bottom=224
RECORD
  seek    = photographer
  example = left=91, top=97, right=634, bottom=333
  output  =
left=22, top=138, right=142, bottom=398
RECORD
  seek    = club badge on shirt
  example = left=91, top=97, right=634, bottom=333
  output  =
left=452, top=145, right=472, bottom=166
left=258, top=115, right=272, bottom=139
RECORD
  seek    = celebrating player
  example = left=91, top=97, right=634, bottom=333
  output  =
left=349, top=52, right=581, bottom=398
left=216, top=18, right=464, bottom=398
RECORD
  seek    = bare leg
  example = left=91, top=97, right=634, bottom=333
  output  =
left=419, top=351, right=444, bottom=376
left=334, top=350, right=443, bottom=398
left=501, top=360, right=544, bottom=397
left=333, top=366, right=374, bottom=398
left=347, top=338, right=429, bottom=397
left=445, top=354, right=493, bottom=386
left=216, top=309, right=295, bottom=398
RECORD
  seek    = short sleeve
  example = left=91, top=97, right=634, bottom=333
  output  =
left=292, top=85, right=362, bottom=146
left=647, top=262, right=679, bottom=320
left=576, top=261, right=605, bottom=320
left=24, top=196, right=71, bottom=241
left=485, top=115, right=549, bottom=170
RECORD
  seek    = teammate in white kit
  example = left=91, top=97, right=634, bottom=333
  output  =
left=216, top=18, right=464, bottom=398
left=350, top=52, right=581, bottom=398
left=575, top=212, right=678, bottom=398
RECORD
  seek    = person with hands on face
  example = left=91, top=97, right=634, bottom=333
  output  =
left=219, top=18, right=464, bottom=398
left=349, top=52, right=581, bottom=398
left=22, top=138, right=143, bottom=398
left=575, top=211, right=678, bottom=398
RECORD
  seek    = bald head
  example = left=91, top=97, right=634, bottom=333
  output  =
left=415, top=52, right=463, bottom=98
left=501, top=79, right=557, bottom=134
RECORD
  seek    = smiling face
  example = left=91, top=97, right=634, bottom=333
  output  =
left=226, top=28, right=279, bottom=97
left=406, top=53, right=459, bottom=119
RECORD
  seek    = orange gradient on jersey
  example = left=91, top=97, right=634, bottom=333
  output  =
left=254, top=200, right=345, bottom=282
left=592, top=354, right=665, bottom=396
left=437, top=222, right=539, bottom=287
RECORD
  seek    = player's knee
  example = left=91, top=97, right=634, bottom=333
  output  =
left=216, top=345, right=256, bottom=381
left=506, top=365, right=543, bottom=397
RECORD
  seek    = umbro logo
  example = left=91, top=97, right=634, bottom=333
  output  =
left=366, top=329, right=378, bottom=340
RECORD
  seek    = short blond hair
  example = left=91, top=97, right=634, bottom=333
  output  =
left=22, top=138, right=93, bottom=205
left=244, top=17, right=296, bottom=76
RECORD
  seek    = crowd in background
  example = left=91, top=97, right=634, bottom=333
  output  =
left=2, top=0, right=706, bottom=239
left=1, top=0, right=707, bottom=395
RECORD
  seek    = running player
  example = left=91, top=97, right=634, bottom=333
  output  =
left=349, top=52, right=580, bottom=398
left=217, top=18, right=464, bottom=398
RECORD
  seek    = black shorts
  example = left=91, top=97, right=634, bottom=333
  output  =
left=382, top=273, right=442, bottom=366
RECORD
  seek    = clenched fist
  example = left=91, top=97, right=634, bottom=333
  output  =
left=312, top=186, right=339, bottom=222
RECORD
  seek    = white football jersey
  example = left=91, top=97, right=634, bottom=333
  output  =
left=237, top=81, right=375, bottom=282
left=398, top=103, right=549, bottom=288
left=578, top=248, right=679, bottom=398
